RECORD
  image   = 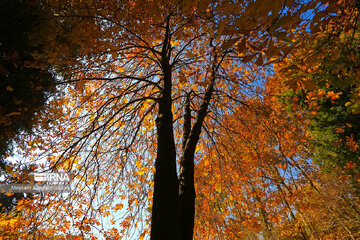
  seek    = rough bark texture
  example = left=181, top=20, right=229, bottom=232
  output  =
left=150, top=17, right=180, bottom=240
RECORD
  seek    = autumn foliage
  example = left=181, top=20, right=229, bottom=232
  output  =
left=1, top=0, right=360, bottom=239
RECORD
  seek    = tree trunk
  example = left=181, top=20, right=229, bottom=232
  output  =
left=179, top=80, right=215, bottom=240
left=150, top=17, right=180, bottom=240
left=254, top=195, right=275, bottom=240
left=150, top=66, right=179, bottom=240
left=179, top=92, right=196, bottom=240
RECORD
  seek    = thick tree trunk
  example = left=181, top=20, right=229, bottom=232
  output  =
left=150, top=66, right=179, bottom=240
left=150, top=17, right=180, bottom=240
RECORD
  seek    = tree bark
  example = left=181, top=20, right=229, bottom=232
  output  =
left=179, top=79, right=215, bottom=240
left=150, top=16, right=180, bottom=240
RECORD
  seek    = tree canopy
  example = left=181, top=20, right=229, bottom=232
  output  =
left=1, top=0, right=360, bottom=239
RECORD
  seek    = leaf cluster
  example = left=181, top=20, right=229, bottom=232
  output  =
left=0, top=0, right=57, bottom=162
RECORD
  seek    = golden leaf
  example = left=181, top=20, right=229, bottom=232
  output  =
left=6, top=112, right=21, bottom=116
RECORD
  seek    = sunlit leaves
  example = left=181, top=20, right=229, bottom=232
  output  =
left=4, top=0, right=359, bottom=239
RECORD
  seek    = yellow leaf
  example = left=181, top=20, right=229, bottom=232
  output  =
left=310, top=111, right=317, bottom=116
left=190, top=85, right=198, bottom=91
left=135, top=160, right=142, bottom=168
left=6, top=86, right=13, bottom=91
left=345, top=101, right=352, bottom=107
left=335, top=127, right=345, bottom=133
left=6, top=112, right=21, bottom=116
left=114, top=203, right=124, bottom=211
left=89, top=112, right=96, bottom=122
left=327, top=91, right=342, bottom=100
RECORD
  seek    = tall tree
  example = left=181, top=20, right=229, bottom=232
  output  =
left=195, top=55, right=360, bottom=239
left=8, top=0, right=347, bottom=239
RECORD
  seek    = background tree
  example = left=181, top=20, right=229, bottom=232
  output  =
left=194, top=1, right=360, bottom=238
left=195, top=61, right=360, bottom=239
left=0, top=0, right=57, bottom=215
left=0, top=0, right=56, bottom=161
left=279, top=0, right=360, bottom=190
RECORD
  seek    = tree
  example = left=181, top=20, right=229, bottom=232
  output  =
left=0, top=0, right=56, bottom=160
left=194, top=50, right=360, bottom=240
left=0, top=0, right=57, bottom=215
left=6, top=0, right=351, bottom=239
left=194, top=1, right=360, bottom=238
left=278, top=0, right=360, bottom=190
left=194, top=74, right=315, bottom=239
